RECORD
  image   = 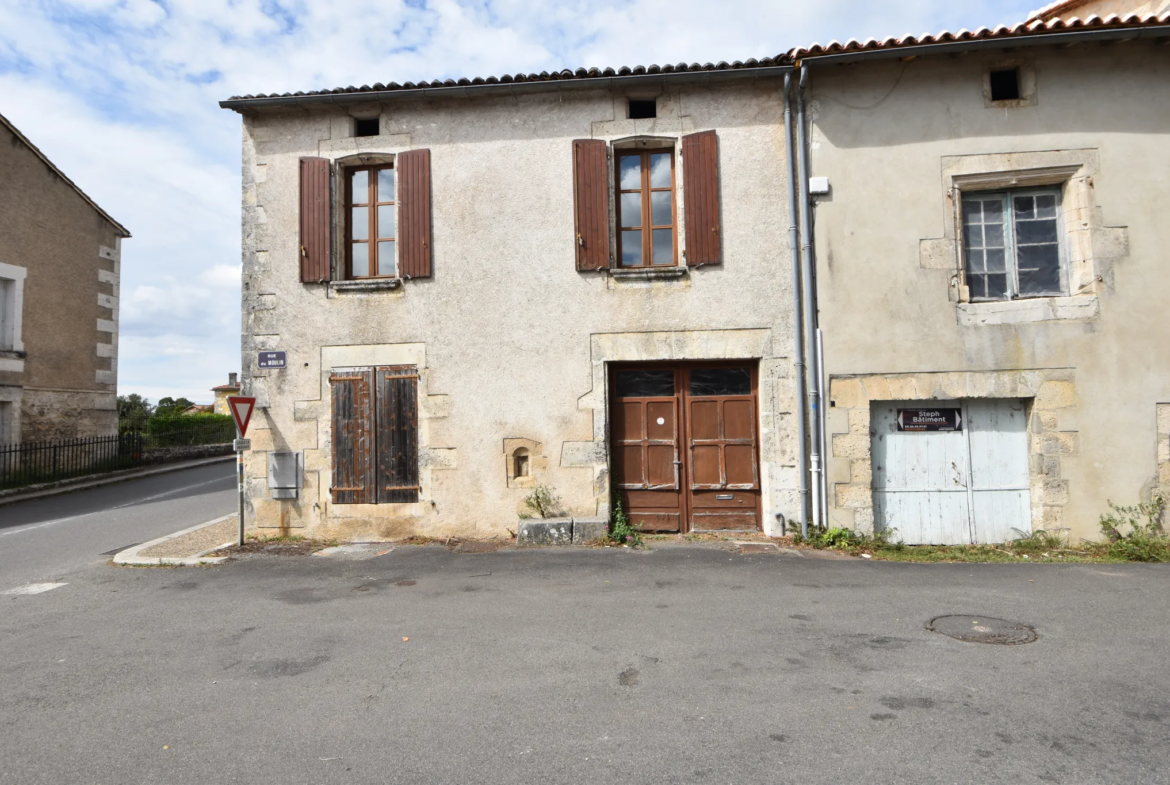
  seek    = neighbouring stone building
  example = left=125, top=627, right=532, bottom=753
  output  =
left=221, top=10, right=1170, bottom=545
left=211, top=372, right=241, bottom=416
left=0, top=112, right=130, bottom=444
left=802, top=13, right=1170, bottom=543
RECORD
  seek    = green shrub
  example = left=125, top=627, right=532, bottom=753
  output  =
left=1098, top=494, right=1169, bottom=563
left=609, top=499, right=643, bottom=547
left=523, top=484, right=563, bottom=518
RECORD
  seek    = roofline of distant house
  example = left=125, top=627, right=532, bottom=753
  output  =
left=0, top=111, right=131, bottom=238
left=794, top=22, right=1170, bottom=66
left=218, top=65, right=794, bottom=112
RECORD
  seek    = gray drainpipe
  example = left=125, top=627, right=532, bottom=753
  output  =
left=783, top=73, right=809, bottom=536
left=796, top=66, right=823, bottom=536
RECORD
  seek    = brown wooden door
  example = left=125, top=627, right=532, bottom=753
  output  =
left=612, top=364, right=759, bottom=533
left=613, top=368, right=683, bottom=531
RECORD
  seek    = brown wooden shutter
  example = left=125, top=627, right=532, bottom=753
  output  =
left=682, top=130, right=721, bottom=267
left=330, top=368, right=374, bottom=504
left=299, top=157, right=332, bottom=282
left=572, top=139, right=610, bottom=271
left=398, top=149, right=432, bottom=278
left=375, top=365, right=420, bottom=503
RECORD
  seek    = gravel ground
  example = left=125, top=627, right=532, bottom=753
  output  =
left=136, top=516, right=237, bottom=559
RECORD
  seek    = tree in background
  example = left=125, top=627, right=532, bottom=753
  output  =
left=155, top=397, right=196, bottom=416
left=117, top=394, right=153, bottom=433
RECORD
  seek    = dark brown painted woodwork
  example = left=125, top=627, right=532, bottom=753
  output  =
left=330, top=368, right=374, bottom=504
left=376, top=365, right=419, bottom=503
left=611, top=363, right=759, bottom=533
left=681, top=131, right=720, bottom=267
left=398, top=149, right=432, bottom=278
left=573, top=139, right=610, bottom=271
left=299, top=157, right=332, bottom=282
left=615, top=149, right=677, bottom=268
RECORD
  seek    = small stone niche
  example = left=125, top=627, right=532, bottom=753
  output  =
left=504, top=438, right=545, bottom=489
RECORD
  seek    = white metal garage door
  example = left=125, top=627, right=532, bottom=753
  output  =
left=871, top=399, right=1031, bottom=545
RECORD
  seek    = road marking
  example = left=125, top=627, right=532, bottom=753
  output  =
left=4, top=582, right=67, bottom=595
left=0, top=476, right=233, bottom=539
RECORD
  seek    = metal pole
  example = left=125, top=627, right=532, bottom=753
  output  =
left=796, top=66, right=822, bottom=537
left=237, top=425, right=245, bottom=547
left=783, top=73, right=810, bottom=536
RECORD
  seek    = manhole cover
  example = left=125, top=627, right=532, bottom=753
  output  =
left=927, top=615, right=1038, bottom=645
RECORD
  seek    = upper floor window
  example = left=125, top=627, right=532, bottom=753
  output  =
left=962, top=189, right=1063, bottom=300
left=616, top=150, right=677, bottom=268
left=345, top=164, right=396, bottom=279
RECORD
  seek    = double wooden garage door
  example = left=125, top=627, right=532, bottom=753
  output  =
left=612, top=363, right=761, bottom=532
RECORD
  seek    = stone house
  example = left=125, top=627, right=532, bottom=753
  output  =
left=211, top=372, right=241, bottom=416
left=800, top=13, right=1170, bottom=543
left=221, top=59, right=807, bottom=541
left=0, top=112, right=129, bottom=445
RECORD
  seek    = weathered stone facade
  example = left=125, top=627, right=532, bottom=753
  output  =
left=808, top=36, right=1170, bottom=541
left=226, top=76, right=803, bottom=541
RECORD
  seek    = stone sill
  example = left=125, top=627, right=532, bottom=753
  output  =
left=329, top=278, right=402, bottom=294
left=609, top=266, right=688, bottom=281
left=957, top=294, right=1098, bottom=326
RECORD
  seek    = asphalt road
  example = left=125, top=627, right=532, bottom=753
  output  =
left=0, top=461, right=236, bottom=588
left=2, top=538, right=1168, bottom=784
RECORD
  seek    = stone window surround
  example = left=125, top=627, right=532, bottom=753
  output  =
left=919, top=149, right=1129, bottom=326
left=246, top=342, right=454, bottom=534
left=983, top=57, right=1038, bottom=109
left=328, top=151, right=409, bottom=287
left=0, top=261, right=27, bottom=373
left=826, top=369, right=1078, bottom=537
left=504, top=437, right=545, bottom=490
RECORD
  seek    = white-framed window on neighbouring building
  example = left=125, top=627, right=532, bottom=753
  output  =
left=961, top=189, right=1064, bottom=300
left=0, top=262, right=27, bottom=353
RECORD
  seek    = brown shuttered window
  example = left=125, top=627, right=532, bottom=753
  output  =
left=397, top=149, right=432, bottom=279
left=299, top=157, right=332, bottom=282
left=573, top=139, right=610, bottom=270
left=681, top=130, right=721, bottom=267
left=330, top=369, right=374, bottom=504
left=331, top=365, right=420, bottom=505
left=616, top=149, right=677, bottom=268
left=376, top=365, right=419, bottom=503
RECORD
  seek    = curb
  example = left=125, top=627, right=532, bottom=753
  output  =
left=113, top=513, right=237, bottom=567
left=0, top=455, right=236, bottom=508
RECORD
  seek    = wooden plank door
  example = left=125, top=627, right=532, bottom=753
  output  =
left=612, top=368, right=683, bottom=532
left=967, top=399, right=1031, bottom=543
left=871, top=400, right=972, bottom=545
left=685, top=366, right=760, bottom=531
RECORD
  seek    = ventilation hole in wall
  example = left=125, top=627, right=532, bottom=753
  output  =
left=513, top=449, right=530, bottom=478
left=628, top=99, right=656, bottom=119
left=354, top=117, right=380, bottom=137
left=989, top=69, right=1020, bottom=102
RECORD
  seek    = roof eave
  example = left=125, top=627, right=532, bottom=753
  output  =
left=796, top=23, right=1170, bottom=66
left=218, top=64, right=794, bottom=112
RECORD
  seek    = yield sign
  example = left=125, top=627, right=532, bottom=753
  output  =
left=227, top=396, right=257, bottom=437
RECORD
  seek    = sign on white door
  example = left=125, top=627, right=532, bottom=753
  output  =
left=872, top=399, right=1031, bottom=545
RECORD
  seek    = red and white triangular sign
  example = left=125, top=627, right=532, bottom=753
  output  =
left=227, top=396, right=257, bottom=437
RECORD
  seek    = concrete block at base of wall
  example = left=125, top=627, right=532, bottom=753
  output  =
left=518, top=519, right=573, bottom=546
left=572, top=518, right=609, bottom=544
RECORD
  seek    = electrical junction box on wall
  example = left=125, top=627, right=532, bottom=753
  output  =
left=268, top=452, right=303, bottom=499
left=808, top=177, right=831, bottom=195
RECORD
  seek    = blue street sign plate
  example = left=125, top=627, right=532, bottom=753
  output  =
left=258, top=351, right=287, bottom=369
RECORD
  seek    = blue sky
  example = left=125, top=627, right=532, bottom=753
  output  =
left=0, top=0, right=1040, bottom=404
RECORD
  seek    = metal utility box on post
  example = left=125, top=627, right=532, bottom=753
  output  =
left=267, top=452, right=303, bottom=499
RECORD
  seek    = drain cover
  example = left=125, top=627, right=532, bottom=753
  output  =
left=928, top=615, right=1038, bottom=645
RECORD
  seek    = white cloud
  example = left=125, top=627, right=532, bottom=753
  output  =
left=0, top=0, right=1037, bottom=404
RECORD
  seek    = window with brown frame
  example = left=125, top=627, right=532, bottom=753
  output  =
left=616, top=150, right=676, bottom=268
left=345, top=164, right=397, bottom=278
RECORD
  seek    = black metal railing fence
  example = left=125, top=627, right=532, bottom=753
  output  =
left=0, top=434, right=144, bottom=490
